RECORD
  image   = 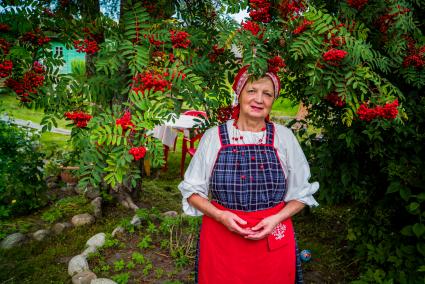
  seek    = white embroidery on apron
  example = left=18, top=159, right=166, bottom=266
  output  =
left=272, top=223, right=287, bottom=240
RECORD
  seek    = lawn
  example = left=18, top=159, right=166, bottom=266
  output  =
left=271, top=97, right=300, bottom=117
left=0, top=91, right=71, bottom=152
left=0, top=92, right=70, bottom=129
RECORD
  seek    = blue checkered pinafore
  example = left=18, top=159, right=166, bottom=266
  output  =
left=210, top=122, right=286, bottom=211
left=195, top=122, right=303, bottom=283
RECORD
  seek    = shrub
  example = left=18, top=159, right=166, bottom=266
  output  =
left=0, top=120, right=46, bottom=217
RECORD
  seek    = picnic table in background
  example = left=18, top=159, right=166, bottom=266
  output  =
left=152, top=112, right=206, bottom=173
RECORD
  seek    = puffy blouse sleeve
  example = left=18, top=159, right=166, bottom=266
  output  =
left=274, top=124, right=319, bottom=207
left=178, top=126, right=221, bottom=216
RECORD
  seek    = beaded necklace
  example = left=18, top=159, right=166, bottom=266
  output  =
left=231, top=120, right=266, bottom=144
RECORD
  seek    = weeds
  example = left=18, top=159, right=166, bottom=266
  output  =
left=111, top=272, right=130, bottom=284
left=113, top=259, right=126, bottom=272
left=131, top=252, right=146, bottom=265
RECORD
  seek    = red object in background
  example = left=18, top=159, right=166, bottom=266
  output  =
left=65, top=111, right=92, bottom=128
left=129, top=146, right=147, bottom=161
left=73, top=39, right=99, bottom=54
left=347, top=0, right=368, bottom=10
left=322, top=48, right=348, bottom=66
left=169, top=30, right=190, bottom=49
left=180, top=110, right=207, bottom=178
left=267, top=55, right=286, bottom=73
left=0, top=60, right=13, bottom=78
left=357, top=100, right=398, bottom=121
left=116, top=111, right=135, bottom=131
left=325, top=92, right=346, bottom=107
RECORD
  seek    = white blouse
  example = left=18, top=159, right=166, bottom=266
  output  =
left=178, top=120, right=319, bottom=216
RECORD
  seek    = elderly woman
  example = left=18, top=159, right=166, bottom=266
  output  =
left=178, top=66, right=319, bottom=284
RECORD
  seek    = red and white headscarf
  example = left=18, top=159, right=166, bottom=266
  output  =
left=231, top=65, right=281, bottom=120
left=232, top=65, right=281, bottom=105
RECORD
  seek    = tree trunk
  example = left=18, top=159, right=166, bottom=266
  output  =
left=77, top=0, right=101, bottom=77
left=110, top=184, right=140, bottom=211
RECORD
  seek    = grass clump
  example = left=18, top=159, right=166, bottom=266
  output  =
left=41, top=195, right=93, bottom=224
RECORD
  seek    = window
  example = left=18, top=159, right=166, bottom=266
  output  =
left=55, top=46, right=63, bottom=57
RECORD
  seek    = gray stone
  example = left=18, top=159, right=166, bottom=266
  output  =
left=32, top=229, right=50, bottom=241
left=74, top=186, right=85, bottom=195
left=130, top=215, right=141, bottom=227
left=90, top=197, right=102, bottom=218
left=81, top=246, right=98, bottom=257
left=85, top=187, right=101, bottom=199
left=72, top=270, right=97, bottom=284
left=47, top=181, right=59, bottom=189
left=68, top=254, right=89, bottom=276
left=111, top=226, right=125, bottom=237
left=86, top=233, right=105, bottom=249
left=71, top=214, right=95, bottom=227
left=67, top=182, right=77, bottom=190
left=91, top=279, right=117, bottom=284
left=52, top=222, right=73, bottom=234
left=0, top=233, right=26, bottom=249
left=162, top=210, right=178, bottom=217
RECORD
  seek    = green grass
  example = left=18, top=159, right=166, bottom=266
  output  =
left=0, top=207, right=128, bottom=284
left=271, top=97, right=300, bottom=117
left=39, top=132, right=71, bottom=153
left=1, top=92, right=72, bottom=153
left=0, top=92, right=69, bottom=129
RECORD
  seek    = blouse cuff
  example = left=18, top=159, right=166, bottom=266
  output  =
left=285, top=181, right=319, bottom=207
left=179, top=182, right=208, bottom=216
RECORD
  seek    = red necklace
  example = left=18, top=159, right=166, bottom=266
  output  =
left=231, top=120, right=266, bottom=144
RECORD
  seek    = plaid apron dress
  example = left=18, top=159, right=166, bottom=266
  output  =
left=196, top=122, right=303, bottom=283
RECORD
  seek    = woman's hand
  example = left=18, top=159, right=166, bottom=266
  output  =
left=245, top=214, right=281, bottom=240
left=217, top=210, right=252, bottom=236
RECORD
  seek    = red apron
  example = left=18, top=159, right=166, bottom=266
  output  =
left=198, top=201, right=296, bottom=284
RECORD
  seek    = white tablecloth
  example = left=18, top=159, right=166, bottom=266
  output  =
left=152, top=114, right=205, bottom=147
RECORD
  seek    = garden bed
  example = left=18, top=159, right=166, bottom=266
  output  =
left=87, top=209, right=199, bottom=283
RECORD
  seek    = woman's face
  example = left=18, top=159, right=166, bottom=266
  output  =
left=238, top=77, right=275, bottom=121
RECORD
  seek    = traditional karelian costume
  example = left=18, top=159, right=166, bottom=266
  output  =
left=178, top=66, right=319, bottom=283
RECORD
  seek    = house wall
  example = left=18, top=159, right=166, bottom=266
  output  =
left=50, top=42, right=86, bottom=74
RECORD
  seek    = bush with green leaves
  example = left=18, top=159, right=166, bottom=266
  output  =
left=0, top=121, right=46, bottom=217
left=282, top=1, right=425, bottom=282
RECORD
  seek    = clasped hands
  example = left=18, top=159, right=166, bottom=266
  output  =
left=217, top=210, right=281, bottom=240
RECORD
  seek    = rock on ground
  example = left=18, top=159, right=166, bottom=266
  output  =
left=52, top=222, right=73, bottom=234
left=111, top=226, right=125, bottom=237
left=0, top=233, right=26, bottom=249
left=72, top=270, right=97, bottom=284
left=32, top=229, right=50, bottom=241
left=68, top=255, right=89, bottom=276
left=86, top=233, right=105, bottom=249
left=163, top=210, right=178, bottom=217
left=91, top=197, right=102, bottom=218
left=71, top=213, right=95, bottom=227
left=130, top=215, right=141, bottom=227
left=90, top=278, right=117, bottom=284
left=81, top=246, right=98, bottom=257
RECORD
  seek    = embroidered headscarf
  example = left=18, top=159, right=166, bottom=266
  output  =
left=231, top=65, right=281, bottom=120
